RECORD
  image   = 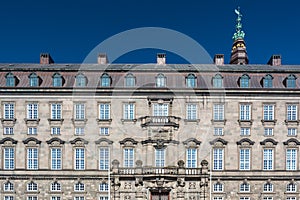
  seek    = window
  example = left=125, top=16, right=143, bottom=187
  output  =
left=6, top=73, right=15, bottom=87
left=264, top=128, right=273, bottom=136
left=286, top=197, right=296, bottom=200
left=99, top=183, right=109, bottom=191
left=286, top=75, right=296, bottom=88
left=153, top=103, right=168, bottom=116
left=156, top=74, right=166, bottom=87
left=240, top=128, right=250, bottom=136
left=51, top=127, right=61, bottom=135
left=29, top=73, right=39, bottom=87
left=263, top=105, right=274, bottom=121
left=213, top=74, right=223, bottom=88
left=27, top=148, right=38, bottom=170
left=75, top=74, right=87, bottom=87
left=287, top=105, right=298, bottom=121
left=213, top=197, right=223, bottom=200
left=213, top=104, right=224, bottom=121
left=51, top=182, right=61, bottom=191
left=155, top=148, right=165, bottom=167
left=186, top=74, right=196, bottom=88
left=74, top=103, right=85, bottom=120
left=213, top=148, right=224, bottom=170
left=4, top=127, right=14, bottom=135
left=27, top=182, right=38, bottom=191
left=123, top=103, right=135, bottom=120
left=99, top=147, right=109, bottom=170
left=51, top=148, right=62, bottom=170
left=240, top=183, right=250, bottom=192
left=123, top=148, right=134, bottom=167
left=75, top=127, right=84, bottom=135
left=288, top=128, right=297, bottom=136
left=74, top=197, right=84, bottom=200
left=27, top=197, right=38, bottom=200
left=263, top=149, right=273, bottom=170
left=75, top=148, right=85, bottom=170
left=51, top=103, right=62, bottom=120
left=286, top=183, right=297, bottom=192
left=100, top=127, right=109, bottom=135
left=240, top=104, right=251, bottom=121
left=263, top=183, right=273, bottom=192
left=51, top=197, right=61, bottom=200
left=28, top=127, right=37, bottom=135
left=4, top=181, right=14, bottom=191
left=263, top=198, right=273, bottom=200
left=27, top=103, right=38, bottom=119
left=125, top=73, right=135, bottom=87
left=186, top=148, right=197, bottom=168
left=52, top=73, right=63, bottom=87
left=4, top=147, right=14, bottom=170
left=240, top=74, right=250, bottom=88
left=99, top=103, right=110, bottom=120
left=240, top=149, right=250, bottom=170
left=74, top=182, right=85, bottom=191
left=263, top=74, right=273, bottom=88
left=4, top=196, right=14, bottom=200
left=186, top=104, right=197, bottom=120
left=213, top=183, right=223, bottom=192
left=3, top=103, right=14, bottom=119
left=214, top=128, right=224, bottom=136
left=240, top=198, right=250, bottom=200
left=101, top=73, right=111, bottom=87
left=99, top=196, right=109, bottom=200
left=286, top=149, right=297, bottom=170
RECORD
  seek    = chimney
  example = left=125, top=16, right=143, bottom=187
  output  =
left=268, top=55, right=281, bottom=66
left=214, top=54, right=224, bottom=65
left=157, top=53, right=166, bottom=65
left=40, top=53, right=54, bottom=64
left=98, top=53, right=109, bottom=64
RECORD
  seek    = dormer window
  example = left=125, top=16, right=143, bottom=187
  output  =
left=286, top=74, right=296, bottom=88
left=29, top=73, right=39, bottom=87
left=186, top=74, right=196, bottom=88
left=75, top=74, right=87, bottom=87
left=263, top=74, right=273, bottom=88
left=53, top=73, right=63, bottom=87
left=125, top=73, right=135, bottom=87
left=213, top=74, right=223, bottom=88
left=156, top=74, right=166, bottom=87
left=5, top=73, right=16, bottom=87
left=240, top=74, right=250, bottom=88
left=101, top=73, right=111, bottom=87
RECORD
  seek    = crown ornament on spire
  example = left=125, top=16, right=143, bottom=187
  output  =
left=232, top=7, right=245, bottom=41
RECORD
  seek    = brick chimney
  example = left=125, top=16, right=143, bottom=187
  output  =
left=98, top=53, right=108, bottom=64
left=268, top=55, right=281, bottom=66
left=214, top=54, right=224, bottom=65
left=40, top=53, right=54, bottom=64
left=157, top=53, right=166, bottom=65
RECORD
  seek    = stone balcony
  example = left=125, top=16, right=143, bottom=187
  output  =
left=139, top=116, right=181, bottom=129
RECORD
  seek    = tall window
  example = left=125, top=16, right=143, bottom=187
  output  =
left=213, top=148, right=224, bottom=170
left=186, top=104, right=197, bottom=120
left=27, top=103, right=38, bottom=119
left=6, top=73, right=15, bottom=87
left=75, top=74, right=87, bottom=87
left=186, top=74, right=196, bottom=88
left=51, top=148, right=62, bottom=170
left=75, top=148, right=85, bottom=170
left=125, top=73, right=135, bottom=87
left=123, top=148, right=134, bottom=167
left=51, top=103, right=62, bottom=120
left=101, top=73, right=111, bottom=87
left=263, top=183, right=273, bottom=192
left=240, top=104, right=251, bottom=121
left=3, top=103, right=14, bottom=119
left=123, top=103, right=135, bottom=120
left=286, top=183, right=297, bottom=192
left=99, top=103, right=110, bottom=120
left=156, top=74, right=166, bottom=87
left=213, top=104, right=224, bottom=121
left=155, top=148, right=165, bottom=167
left=240, top=183, right=250, bottom=192
left=27, top=148, right=38, bottom=170
left=4, top=181, right=14, bottom=191
left=263, top=74, right=273, bottom=88
left=51, top=182, right=61, bottom=191
left=153, top=103, right=168, bottom=116
left=74, top=103, right=85, bottom=120
left=74, top=182, right=85, bottom=191
left=52, top=73, right=63, bottom=87
left=186, top=148, right=197, bottom=168
left=213, top=183, right=223, bottom=192
left=263, top=149, right=273, bottom=170
left=239, top=149, right=250, bottom=170
left=27, top=182, right=38, bottom=191
left=287, top=105, right=298, bottom=121
left=240, top=74, right=250, bottom=88
left=29, top=73, right=39, bottom=87
left=213, top=74, right=223, bottom=88
left=99, top=147, right=109, bottom=170
left=3, top=147, right=14, bottom=170
left=286, top=74, right=296, bottom=88
left=286, top=149, right=297, bottom=170
left=263, top=104, right=274, bottom=121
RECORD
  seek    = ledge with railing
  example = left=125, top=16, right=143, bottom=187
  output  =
left=139, top=116, right=181, bottom=128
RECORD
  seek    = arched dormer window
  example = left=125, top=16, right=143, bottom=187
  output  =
left=75, top=74, right=87, bottom=87
left=186, top=74, right=196, bottom=88
left=213, top=74, right=223, bottom=88
left=29, top=73, right=39, bottom=87
left=101, top=73, right=111, bottom=87
left=5, top=73, right=16, bottom=87
left=125, top=73, right=135, bottom=87
left=52, top=73, right=63, bottom=87
left=286, top=74, right=297, bottom=88
left=263, top=74, right=273, bottom=88
left=156, top=73, right=166, bottom=87
left=240, top=74, right=250, bottom=88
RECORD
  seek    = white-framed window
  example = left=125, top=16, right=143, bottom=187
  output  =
left=28, top=127, right=37, bottom=135
left=74, top=103, right=85, bottom=120
left=99, top=147, right=109, bottom=170
left=286, top=197, right=296, bottom=200
left=240, top=183, right=250, bottom=192
left=153, top=103, right=168, bottom=116
left=287, top=105, right=298, bottom=121
left=27, top=148, right=38, bottom=170
left=213, top=104, right=224, bottom=121
left=99, top=183, right=109, bottom=191
left=263, top=104, right=274, bottom=121
left=101, top=73, right=111, bottom=87
left=4, top=196, right=14, bottom=200
left=74, top=182, right=85, bottom=191
left=75, top=74, right=87, bottom=87
left=27, top=182, right=38, bottom=191
left=51, top=148, right=62, bottom=170
left=3, top=127, right=14, bottom=135
left=99, top=196, right=109, bottom=200
left=27, top=197, right=38, bottom=200
left=264, top=128, right=273, bottom=136
left=213, top=197, right=223, bottom=200
left=51, top=197, right=61, bottom=200
left=3, top=103, right=14, bottom=119
left=75, top=148, right=85, bottom=170
left=123, top=148, right=134, bottom=167
left=99, top=103, right=110, bottom=120
left=51, top=103, right=62, bottom=120
left=75, top=127, right=84, bottom=135
left=52, top=73, right=63, bottom=87
left=27, top=103, right=38, bottom=119
left=214, top=128, right=224, bottom=136
left=186, top=148, right=197, bottom=168
left=213, top=148, right=224, bottom=170
left=286, top=183, right=297, bottom=192
left=240, top=149, right=250, bottom=170
left=125, top=73, right=135, bottom=87
left=51, top=127, right=61, bottom=135
left=263, top=149, right=273, bottom=170
left=100, top=127, right=109, bottom=135
left=186, top=74, right=196, bottom=88
left=74, top=197, right=84, bottom=200
left=3, top=147, right=14, bottom=170
left=213, top=183, right=223, bottom=192
left=240, top=104, right=251, bottom=121
left=123, top=103, right=135, bottom=120
left=156, top=74, right=166, bottom=87
left=29, top=73, right=38, bottom=87
left=288, top=128, right=297, bottom=136
left=240, top=127, right=250, bottom=136
left=50, top=182, right=61, bottom=191
left=186, top=104, right=197, bottom=120
left=155, top=148, right=165, bottom=167
left=286, top=149, right=297, bottom=170
left=3, top=181, right=14, bottom=191
left=240, top=198, right=250, bottom=200
left=263, top=183, right=273, bottom=192
left=263, top=197, right=273, bottom=200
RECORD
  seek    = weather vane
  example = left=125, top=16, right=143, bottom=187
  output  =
left=232, top=6, right=245, bottom=41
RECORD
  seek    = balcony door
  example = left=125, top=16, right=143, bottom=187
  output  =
left=151, top=192, right=169, bottom=200
left=153, top=103, right=169, bottom=116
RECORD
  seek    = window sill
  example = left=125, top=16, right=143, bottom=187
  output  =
left=184, top=119, right=200, bottom=124
left=1, top=118, right=17, bottom=126
left=48, top=119, right=64, bottom=125
left=24, top=118, right=40, bottom=126
left=211, top=120, right=226, bottom=125
left=285, top=120, right=300, bottom=126
left=72, top=118, right=87, bottom=126
left=261, top=119, right=277, bottom=126
left=238, top=120, right=253, bottom=126
left=121, top=119, right=137, bottom=123
left=97, top=119, right=112, bottom=125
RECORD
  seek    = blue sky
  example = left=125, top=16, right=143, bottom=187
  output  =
left=0, top=0, right=299, bottom=64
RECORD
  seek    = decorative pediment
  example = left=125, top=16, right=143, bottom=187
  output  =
left=283, top=138, right=300, bottom=146
left=119, top=138, right=138, bottom=146
left=70, top=137, right=88, bottom=146
left=0, top=137, right=18, bottom=145
left=183, top=138, right=201, bottom=146
left=209, top=138, right=228, bottom=146
left=95, top=138, right=113, bottom=145
left=46, top=137, right=65, bottom=145
left=236, top=138, right=255, bottom=146
left=23, top=137, right=41, bottom=145
left=260, top=138, right=278, bottom=146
